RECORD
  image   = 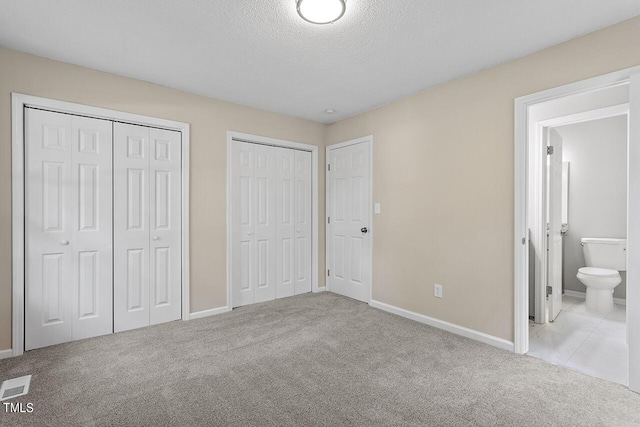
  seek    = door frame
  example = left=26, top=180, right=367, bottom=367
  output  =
left=325, top=136, right=374, bottom=303
left=534, top=103, right=630, bottom=324
left=225, top=131, right=320, bottom=310
left=514, top=66, right=640, bottom=392
left=11, top=93, right=191, bottom=357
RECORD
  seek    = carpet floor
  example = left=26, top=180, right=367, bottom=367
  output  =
left=1, top=292, right=639, bottom=426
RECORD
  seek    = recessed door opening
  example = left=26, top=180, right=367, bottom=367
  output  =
left=515, top=68, right=640, bottom=392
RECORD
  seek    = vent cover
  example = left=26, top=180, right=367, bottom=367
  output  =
left=0, top=375, right=31, bottom=401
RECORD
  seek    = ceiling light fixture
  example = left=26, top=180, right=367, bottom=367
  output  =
left=297, top=0, right=346, bottom=25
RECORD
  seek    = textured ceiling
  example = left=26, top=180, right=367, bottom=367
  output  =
left=1, top=1, right=640, bottom=123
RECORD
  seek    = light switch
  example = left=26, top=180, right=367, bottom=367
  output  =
left=374, top=203, right=381, bottom=214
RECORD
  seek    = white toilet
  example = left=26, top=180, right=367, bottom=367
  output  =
left=576, top=237, right=626, bottom=312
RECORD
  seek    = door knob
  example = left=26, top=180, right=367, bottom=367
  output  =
left=296, top=229, right=301, bottom=233
left=60, top=240, right=69, bottom=245
left=361, top=227, right=368, bottom=234
left=248, top=232, right=253, bottom=236
left=152, top=236, right=159, bottom=241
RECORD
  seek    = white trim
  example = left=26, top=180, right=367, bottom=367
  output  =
left=11, top=93, right=191, bottom=357
left=188, top=306, right=230, bottom=320
left=370, top=299, right=514, bottom=352
left=538, top=103, right=629, bottom=128
left=325, top=136, right=374, bottom=302
left=0, top=349, right=14, bottom=360
left=225, top=131, right=320, bottom=309
left=564, top=289, right=627, bottom=306
left=313, top=286, right=326, bottom=293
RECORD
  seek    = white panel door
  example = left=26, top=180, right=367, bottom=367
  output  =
left=71, top=116, right=114, bottom=340
left=294, top=150, right=312, bottom=295
left=275, top=147, right=296, bottom=298
left=231, top=141, right=256, bottom=307
left=327, top=141, right=371, bottom=303
left=26, top=109, right=73, bottom=350
left=253, top=143, right=277, bottom=303
left=149, top=128, right=182, bottom=325
left=114, top=123, right=150, bottom=332
left=26, top=109, right=113, bottom=350
left=231, top=141, right=312, bottom=307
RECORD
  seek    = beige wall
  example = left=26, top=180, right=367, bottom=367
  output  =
left=0, top=46, right=326, bottom=351
left=325, top=16, right=640, bottom=342
left=2, top=15, right=640, bottom=351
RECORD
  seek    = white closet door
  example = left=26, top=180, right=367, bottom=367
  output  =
left=71, top=116, right=114, bottom=340
left=149, top=128, right=182, bottom=325
left=231, top=141, right=256, bottom=307
left=275, top=147, right=295, bottom=298
left=294, top=150, right=312, bottom=294
left=114, top=123, right=150, bottom=332
left=253, top=143, right=277, bottom=303
left=26, top=110, right=74, bottom=350
left=232, top=141, right=313, bottom=308
left=25, top=109, right=113, bottom=350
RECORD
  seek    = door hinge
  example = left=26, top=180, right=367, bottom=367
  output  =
left=546, top=285, right=552, bottom=296
left=547, top=146, right=554, bottom=155
left=327, top=269, right=330, bottom=276
left=328, top=164, right=331, bottom=171
left=328, top=217, right=330, bottom=224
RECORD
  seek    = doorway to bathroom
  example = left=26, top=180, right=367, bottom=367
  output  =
left=514, top=67, right=640, bottom=393
left=531, top=107, right=629, bottom=385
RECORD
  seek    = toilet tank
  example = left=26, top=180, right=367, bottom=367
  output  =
left=581, top=238, right=627, bottom=271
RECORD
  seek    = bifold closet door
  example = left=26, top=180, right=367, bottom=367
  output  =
left=231, top=142, right=277, bottom=307
left=231, top=141, right=312, bottom=307
left=25, top=109, right=113, bottom=350
left=114, top=123, right=182, bottom=332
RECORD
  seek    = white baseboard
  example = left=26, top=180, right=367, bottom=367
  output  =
left=313, top=286, right=326, bottom=293
left=369, top=299, right=514, bottom=352
left=564, top=289, right=626, bottom=306
left=0, top=349, right=13, bottom=360
left=189, top=306, right=230, bottom=320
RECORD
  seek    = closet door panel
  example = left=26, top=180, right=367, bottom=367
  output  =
left=253, top=143, right=277, bottom=303
left=25, top=109, right=74, bottom=350
left=114, top=123, right=150, bottom=332
left=149, top=128, right=182, bottom=325
left=275, top=147, right=295, bottom=298
left=231, top=141, right=255, bottom=307
left=71, top=116, right=113, bottom=340
left=294, top=150, right=312, bottom=294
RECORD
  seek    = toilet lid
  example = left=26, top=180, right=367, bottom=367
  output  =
left=578, top=267, right=620, bottom=278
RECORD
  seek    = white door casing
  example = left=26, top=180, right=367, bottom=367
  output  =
left=547, top=128, right=563, bottom=321
left=25, top=109, right=113, bottom=350
left=327, top=139, right=372, bottom=303
left=628, top=72, right=640, bottom=392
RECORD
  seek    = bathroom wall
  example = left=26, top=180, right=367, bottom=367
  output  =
left=556, top=115, right=628, bottom=299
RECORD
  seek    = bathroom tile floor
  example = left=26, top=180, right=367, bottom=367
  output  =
left=528, top=295, right=628, bottom=385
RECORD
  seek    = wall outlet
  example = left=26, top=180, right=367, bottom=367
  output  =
left=434, top=284, right=443, bottom=298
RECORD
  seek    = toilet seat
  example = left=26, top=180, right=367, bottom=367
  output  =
left=577, top=267, right=620, bottom=278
